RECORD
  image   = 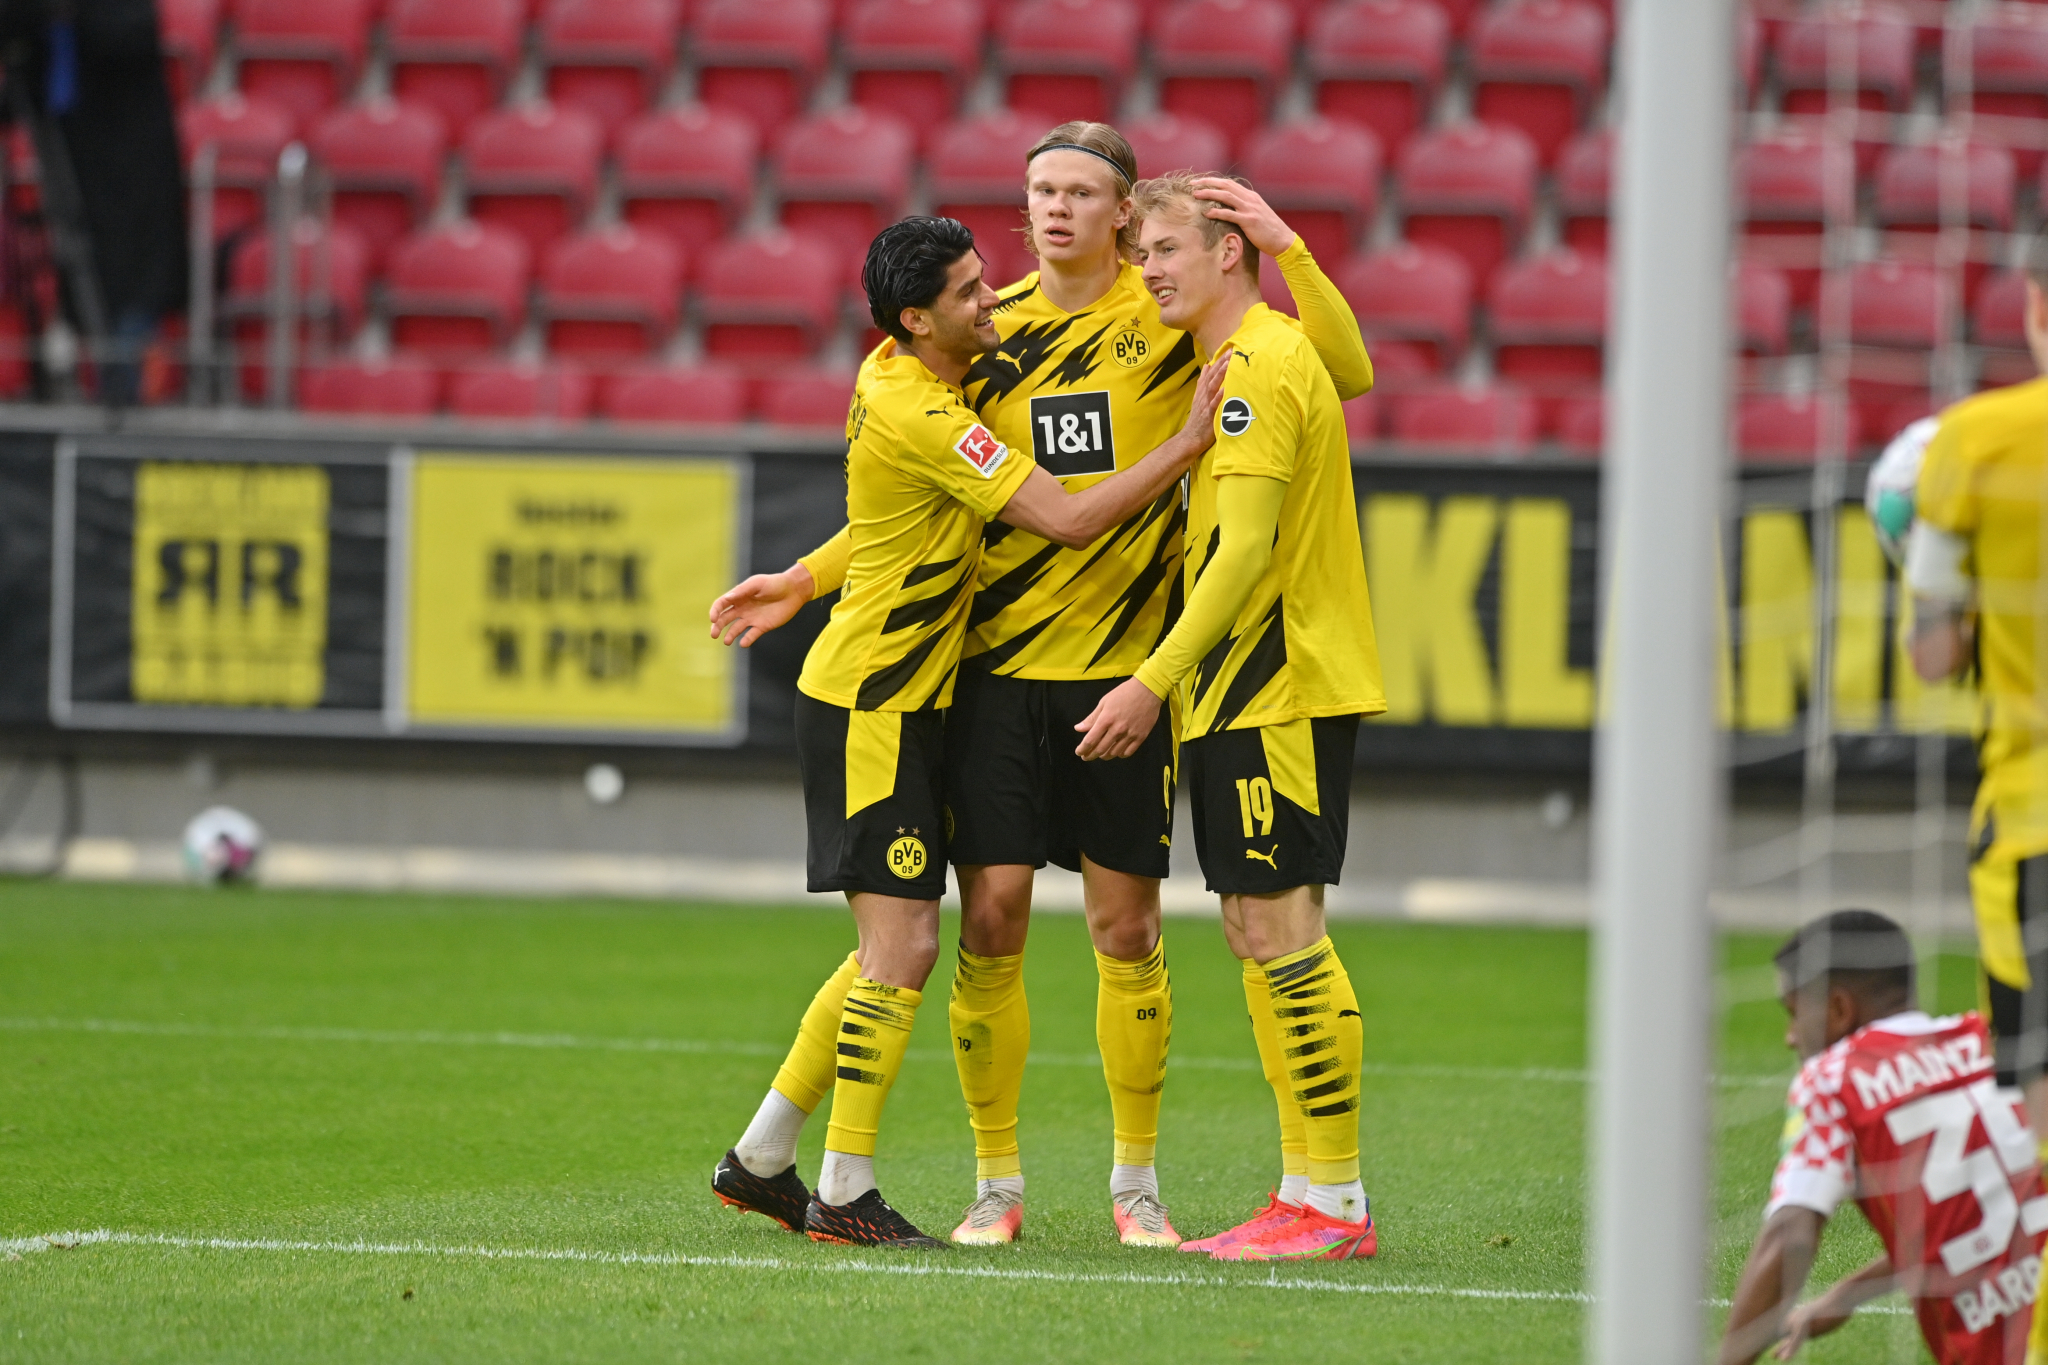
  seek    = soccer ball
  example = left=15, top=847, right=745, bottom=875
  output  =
left=181, top=806, right=264, bottom=885
left=1865, top=415, right=1940, bottom=568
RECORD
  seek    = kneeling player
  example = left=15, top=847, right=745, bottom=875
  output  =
left=1077, top=173, right=1387, bottom=1261
left=1720, top=910, right=2046, bottom=1365
left=709, top=215, right=1229, bottom=1248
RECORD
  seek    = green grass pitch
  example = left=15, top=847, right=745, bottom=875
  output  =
left=0, top=881, right=1968, bottom=1362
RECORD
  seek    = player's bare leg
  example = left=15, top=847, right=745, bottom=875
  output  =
left=1216, top=886, right=1375, bottom=1261
left=950, top=864, right=1034, bottom=1243
left=1083, top=858, right=1179, bottom=1246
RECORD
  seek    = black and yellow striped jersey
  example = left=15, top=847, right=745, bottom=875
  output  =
left=958, top=241, right=1372, bottom=680
left=798, top=240, right=1374, bottom=684
left=1174, top=303, right=1385, bottom=738
left=796, top=351, right=1036, bottom=713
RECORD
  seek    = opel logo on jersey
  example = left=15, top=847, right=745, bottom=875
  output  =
left=1219, top=397, right=1256, bottom=436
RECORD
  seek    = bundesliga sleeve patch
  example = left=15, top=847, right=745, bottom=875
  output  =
left=1219, top=396, right=1256, bottom=436
left=954, top=423, right=1010, bottom=477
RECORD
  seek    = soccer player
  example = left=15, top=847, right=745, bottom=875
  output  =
left=709, top=121, right=1372, bottom=1248
left=1718, top=910, right=2045, bottom=1365
left=1074, top=172, right=1385, bottom=1262
left=1904, top=234, right=2048, bottom=1362
left=709, top=215, right=1230, bottom=1248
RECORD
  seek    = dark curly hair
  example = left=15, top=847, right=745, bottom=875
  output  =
left=863, top=216, right=980, bottom=344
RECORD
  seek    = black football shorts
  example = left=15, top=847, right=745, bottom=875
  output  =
left=942, top=668, right=1175, bottom=879
left=1183, top=714, right=1360, bottom=895
left=795, top=691, right=949, bottom=899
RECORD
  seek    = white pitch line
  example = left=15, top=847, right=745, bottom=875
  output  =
left=0, top=1017, right=1793, bottom=1089
left=0, top=1228, right=1590, bottom=1304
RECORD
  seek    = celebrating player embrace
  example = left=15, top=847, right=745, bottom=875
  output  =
left=709, top=215, right=1230, bottom=1248
left=710, top=120, right=1372, bottom=1248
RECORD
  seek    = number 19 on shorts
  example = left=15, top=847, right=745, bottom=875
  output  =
left=1235, top=777, right=1274, bottom=837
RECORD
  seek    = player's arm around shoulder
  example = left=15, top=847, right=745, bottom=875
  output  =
left=995, top=345, right=1233, bottom=549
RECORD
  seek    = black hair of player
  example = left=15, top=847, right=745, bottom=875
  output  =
left=1773, top=908, right=1916, bottom=1010
left=864, top=216, right=981, bottom=345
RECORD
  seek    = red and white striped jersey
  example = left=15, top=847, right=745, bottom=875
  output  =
left=1770, top=1010, right=2047, bottom=1364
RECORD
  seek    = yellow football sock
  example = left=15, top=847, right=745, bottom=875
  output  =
left=1260, top=936, right=1362, bottom=1187
left=769, top=950, right=861, bottom=1113
left=823, top=978, right=922, bottom=1156
left=1096, top=938, right=1172, bottom=1168
left=950, top=946, right=1030, bottom=1180
left=1243, top=957, right=1309, bottom=1180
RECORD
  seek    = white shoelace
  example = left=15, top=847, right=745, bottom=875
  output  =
left=1114, top=1192, right=1172, bottom=1235
left=960, top=1187, right=1023, bottom=1230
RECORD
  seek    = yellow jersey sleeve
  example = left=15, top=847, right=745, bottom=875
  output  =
left=891, top=406, right=1036, bottom=520
left=1274, top=238, right=1373, bottom=401
left=1210, top=348, right=1306, bottom=483
left=1915, top=412, right=1978, bottom=537
left=798, top=526, right=853, bottom=597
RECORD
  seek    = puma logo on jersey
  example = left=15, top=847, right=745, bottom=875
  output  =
left=1245, top=845, right=1278, bottom=869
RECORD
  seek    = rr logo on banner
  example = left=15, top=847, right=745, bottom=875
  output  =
left=130, top=462, right=330, bottom=707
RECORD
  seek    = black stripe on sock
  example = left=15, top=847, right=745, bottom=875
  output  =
left=1307, top=1097, right=1362, bottom=1118
left=836, top=1066, right=885, bottom=1084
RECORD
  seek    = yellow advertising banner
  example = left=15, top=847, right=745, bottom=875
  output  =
left=406, top=455, right=741, bottom=735
left=130, top=462, right=330, bottom=707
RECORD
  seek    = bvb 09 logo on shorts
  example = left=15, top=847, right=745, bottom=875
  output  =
left=887, top=835, right=927, bottom=880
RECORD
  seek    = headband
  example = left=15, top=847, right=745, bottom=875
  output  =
left=1032, top=142, right=1133, bottom=187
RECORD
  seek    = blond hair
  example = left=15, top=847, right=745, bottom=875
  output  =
left=1022, top=121, right=1140, bottom=260
left=1129, top=172, right=1260, bottom=280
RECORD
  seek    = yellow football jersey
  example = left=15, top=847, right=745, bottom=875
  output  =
left=1174, top=303, right=1385, bottom=739
left=796, top=351, right=1036, bottom=713
left=959, top=239, right=1373, bottom=680
left=1915, top=375, right=2048, bottom=861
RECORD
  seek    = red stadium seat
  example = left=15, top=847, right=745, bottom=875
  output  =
left=1737, top=128, right=1833, bottom=308
left=1243, top=118, right=1381, bottom=265
left=1735, top=259, right=1792, bottom=357
left=1971, top=6, right=2048, bottom=177
left=1737, top=392, right=1839, bottom=464
left=1122, top=111, right=1229, bottom=179
left=1343, top=391, right=1381, bottom=443
left=1873, top=139, right=2016, bottom=304
left=602, top=363, right=750, bottom=423
left=1394, top=121, right=1539, bottom=284
left=387, top=0, right=524, bottom=141
left=760, top=366, right=857, bottom=426
left=1152, top=0, right=1296, bottom=159
left=1847, top=257, right=1940, bottom=440
left=692, top=0, right=832, bottom=139
left=300, top=354, right=444, bottom=417
left=159, top=0, right=220, bottom=105
left=539, top=0, right=679, bottom=138
left=1973, top=268, right=2032, bottom=387
left=539, top=225, right=684, bottom=359
left=1487, top=249, right=1606, bottom=426
left=1258, top=262, right=1299, bottom=316
left=1774, top=3, right=1914, bottom=174
left=179, top=93, right=297, bottom=239
left=1389, top=383, right=1540, bottom=454
left=1308, top=0, right=1450, bottom=160
left=234, top=0, right=374, bottom=127
left=774, top=107, right=916, bottom=260
left=462, top=102, right=604, bottom=260
left=448, top=359, right=596, bottom=421
left=386, top=220, right=533, bottom=358
left=1555, top=128, right=1611, bottom=255
left=1338, top=241, right=1473, bottom=373
left=997, top=0, right=1141, bottom=127
left=698, top=230, right=844, bottom=368
left=1554, top=389, right=1602, bottom=457
left=308, top=99, right=449, bottom=272
left=929, top=110, right=1042, bottom=287
left=617, top=105, right=760, bottom=263
left=1469, top=0, right=1608, bottom=167
left=223, top=220, right=372, bottom=399
left=846, top=0, right=986, bottom=150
